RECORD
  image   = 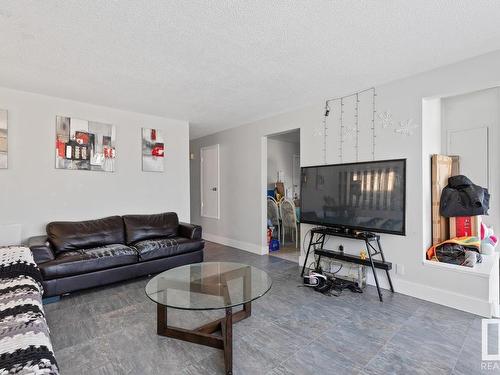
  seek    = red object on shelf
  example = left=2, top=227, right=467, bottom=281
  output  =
left=450, top=216, right=481, bottom=237
left=455, top=217, right=472, bottom=237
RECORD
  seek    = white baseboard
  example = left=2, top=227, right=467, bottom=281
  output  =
left=396, top=277, right=493, bottom=317
left=203, top=233, right=267, bottom=255
left=299, top=254, right=493, bottom=317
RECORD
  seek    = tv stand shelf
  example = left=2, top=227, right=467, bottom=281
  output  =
left=301, top=227, right=394, bottom=301
left=314, top=249, right=392, bottom=271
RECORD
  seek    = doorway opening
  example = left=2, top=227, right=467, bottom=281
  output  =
left=265, top=129, right=301, bottom=263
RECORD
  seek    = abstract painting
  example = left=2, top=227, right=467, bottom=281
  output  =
left=0, top=110, right=7, bottom=169
left=142, top=128, right=164, bottom=172
left=55, top=116, right=116, bottom=172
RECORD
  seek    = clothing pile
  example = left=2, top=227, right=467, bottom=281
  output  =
left=428, top=175, right=493, bottom=267
left=426, top=236, right=482, bottom=267
left=440, top=175, right=490, bottom=217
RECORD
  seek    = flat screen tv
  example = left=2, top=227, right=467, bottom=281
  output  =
left=300, top=159, right=406, bottom=235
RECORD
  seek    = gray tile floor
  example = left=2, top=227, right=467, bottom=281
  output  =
left=269, top=244, right=300, bottom=263
left=45, top=242, right=495, bottom=374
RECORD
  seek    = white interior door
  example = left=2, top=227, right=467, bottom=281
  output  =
left=447, top=127, right=489, bottom=188
left=201, top=144, right=220, bottom=219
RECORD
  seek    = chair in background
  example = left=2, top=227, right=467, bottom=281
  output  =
left=267, top=196, right=280, bottom=242
left=280, top=198, right=298, bottom=248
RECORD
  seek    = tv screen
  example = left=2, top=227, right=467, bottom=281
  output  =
left=300, top=159, right=406, bottom=235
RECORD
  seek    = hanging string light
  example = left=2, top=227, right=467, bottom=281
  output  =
left=339, top=97, right=344, bottom=163
left=355, top=92, right=359, bottom=162
left=371, top=88, right=377, bottom=160
left=322, top=87, right=377, bottom=163
left=322, top=102, right=330, bottom=164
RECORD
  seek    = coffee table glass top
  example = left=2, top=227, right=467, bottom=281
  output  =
left=145, top=262, right=272, bottom=310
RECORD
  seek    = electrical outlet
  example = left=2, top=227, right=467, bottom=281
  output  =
left=395, top=264, right=405, bottom=275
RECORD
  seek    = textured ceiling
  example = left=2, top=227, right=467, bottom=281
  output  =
left=1, top=1, right=500, bottom=138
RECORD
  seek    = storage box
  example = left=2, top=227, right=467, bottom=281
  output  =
left=449, top=216, right=481, bottom=238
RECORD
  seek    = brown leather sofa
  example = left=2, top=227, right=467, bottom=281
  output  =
left=28, top=212, right=204, bottom=297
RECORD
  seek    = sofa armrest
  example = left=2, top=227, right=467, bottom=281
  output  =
left=178, top=223, right=202, bottom=240
left=27, top=236, right=55, bottom=264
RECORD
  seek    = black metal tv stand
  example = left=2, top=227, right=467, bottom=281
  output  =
left=300, top=227, right=394, bottom=302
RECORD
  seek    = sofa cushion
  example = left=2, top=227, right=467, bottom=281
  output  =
left=178, top=222, right=203, bottom=240
left=123, top=212, right=179, bottom=245
left=133, top=237, right=203, bottom=261
left=28, top=235, right=56, bottom=264
left=39, top=244, right=138, bottom=280
left=47, top=216, right=125, bottom=254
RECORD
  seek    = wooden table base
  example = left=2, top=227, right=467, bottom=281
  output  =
left=156, top=303, right=252, bottom=375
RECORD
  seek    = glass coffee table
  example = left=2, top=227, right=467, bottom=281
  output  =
left=145, top=262, right=272, bottom=375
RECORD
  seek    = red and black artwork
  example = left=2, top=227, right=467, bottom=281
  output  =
left=55, top=116, right=116, bottom=172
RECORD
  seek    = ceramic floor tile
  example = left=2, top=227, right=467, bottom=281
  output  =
left=46, top=241, right=480, bottom=375
left=363, top=341, right=451, bottom=375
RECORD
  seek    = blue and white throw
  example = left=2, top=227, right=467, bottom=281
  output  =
left=0, top=247, right=59, bottom=375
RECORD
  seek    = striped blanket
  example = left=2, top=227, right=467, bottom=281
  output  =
left=0, top=247, right=58, bottom=375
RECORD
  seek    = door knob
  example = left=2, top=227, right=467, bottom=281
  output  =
left=211, top=187, right=217, bottom=191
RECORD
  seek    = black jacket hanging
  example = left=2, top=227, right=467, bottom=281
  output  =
left=440, top=175, right=490, bottom=217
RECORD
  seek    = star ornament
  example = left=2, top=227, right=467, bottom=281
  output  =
left=377, top=111, right=393, bottom=128
left=394, top=119, right=419, bottom=136
left=343, top=127, right=357, bottom=138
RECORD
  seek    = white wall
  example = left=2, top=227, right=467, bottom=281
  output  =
left=267, top=138, right=300, bottom=197
left=441, top=87, right=500, bottom=232
left=0, top=87, right=190, bottom=241
left=190, top=50, right=500, bottom=316
left=422, top=97, right=442, bottom=252
left=190, top=107, right=319, bottom=255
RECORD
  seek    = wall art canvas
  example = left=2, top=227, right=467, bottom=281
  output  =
left=55, top=116, right=116, bottom=172
left=0, top=110, right=7, bottom=169
left=142, top=128, right=164, bottom=172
